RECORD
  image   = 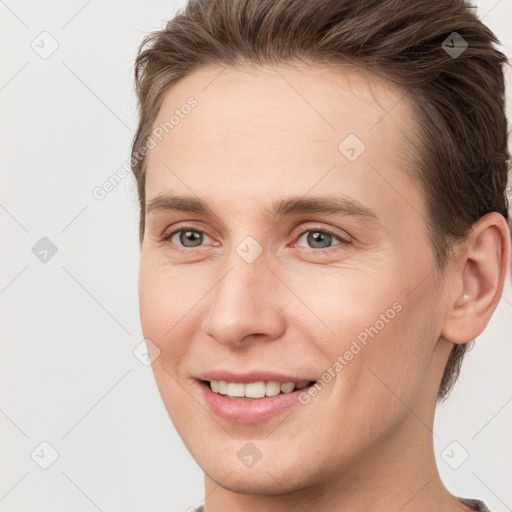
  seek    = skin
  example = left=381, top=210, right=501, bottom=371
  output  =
left=138, top=62, right=510, bottom=512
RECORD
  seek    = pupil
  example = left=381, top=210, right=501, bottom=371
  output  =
left=308, top=231, right=331, bottom=249
left=181, top=230, right=202, bottom=247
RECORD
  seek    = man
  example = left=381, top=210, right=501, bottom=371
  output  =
left=131, top=0, right=511, bottom=510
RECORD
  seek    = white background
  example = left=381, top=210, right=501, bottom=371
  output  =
left=1, top=1, right=511, bottom=511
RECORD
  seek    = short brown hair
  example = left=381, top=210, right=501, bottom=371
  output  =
left=131, top=0, right=511, bottom=402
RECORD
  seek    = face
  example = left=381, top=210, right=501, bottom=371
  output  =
left=138, top=62, right=450, bottom=494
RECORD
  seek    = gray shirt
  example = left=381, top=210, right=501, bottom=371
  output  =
left=192, top=496, right=491, bottom=511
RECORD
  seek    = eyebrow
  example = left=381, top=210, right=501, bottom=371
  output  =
left=146, top=193, right=380, bottom=224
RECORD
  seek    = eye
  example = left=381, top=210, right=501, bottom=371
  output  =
left=295, top=227, right=349, bottom=251
left=163, top=227, right=213, bottom=248
left=160, top=225, right=350, bottom=252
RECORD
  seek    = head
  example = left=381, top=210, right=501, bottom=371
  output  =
left=132, top=0, right=511, bottom=497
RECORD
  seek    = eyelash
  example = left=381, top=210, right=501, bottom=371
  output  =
left=160, top=225, right=351, bottom=253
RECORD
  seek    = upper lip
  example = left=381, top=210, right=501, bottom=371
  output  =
left=197, top=370, right=317, bottom=384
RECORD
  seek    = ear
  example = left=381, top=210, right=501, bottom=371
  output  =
left=441, top=212, right=511, bottom=344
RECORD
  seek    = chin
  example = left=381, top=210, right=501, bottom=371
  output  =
left=206, top=464, right=310, bottom=496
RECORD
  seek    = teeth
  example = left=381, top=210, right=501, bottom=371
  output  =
left=280, top=382, right=295, bottom=393
left=245, top=381, right=266, bottom=398
left=227, top=382, right=245, bottom=397
left=265, top=381, right=281, bottom=396
left=208, top=379, right=313, bottom=398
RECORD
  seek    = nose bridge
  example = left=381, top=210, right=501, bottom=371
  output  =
left=202, top=240, right=285, bottom=345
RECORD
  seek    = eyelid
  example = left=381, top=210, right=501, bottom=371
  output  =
left=160, top=220, right=213, bottom=239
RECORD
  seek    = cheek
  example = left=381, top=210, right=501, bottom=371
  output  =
left=138, top=261, right=188, bottom=357
left=282, top=264, right=403, bottom=353
left=344, top=286, right=439, bottom=417
left=138, top=262, right=197, bottom=420
left=317, top=297, right=438, bottom=456
left=139, top=258, right=194, bottom=332
left=293, top=264, right=437, bottom=402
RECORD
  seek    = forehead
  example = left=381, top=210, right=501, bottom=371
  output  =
left=144, top=62, right=424, bottom=222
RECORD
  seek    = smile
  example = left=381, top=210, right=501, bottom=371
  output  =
left=197, top=379, right=318, bottom=423
left=207, top=379, right=315, bottom=399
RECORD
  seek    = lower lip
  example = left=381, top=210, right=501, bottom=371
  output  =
left=197, top=380, right=314, bottom=424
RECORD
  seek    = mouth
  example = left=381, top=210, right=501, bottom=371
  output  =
left=197, top=379, right=319, bottom=423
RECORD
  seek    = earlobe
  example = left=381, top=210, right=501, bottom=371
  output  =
left=442, top=212, right=511, bottom=345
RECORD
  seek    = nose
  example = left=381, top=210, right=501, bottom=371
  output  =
left=201, top=252, right=286, bottom=348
